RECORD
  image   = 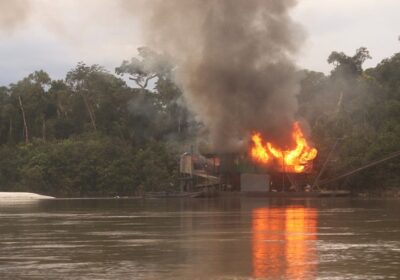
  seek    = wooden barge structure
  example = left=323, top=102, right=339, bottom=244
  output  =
left=179, top=152, right=351, bottom=197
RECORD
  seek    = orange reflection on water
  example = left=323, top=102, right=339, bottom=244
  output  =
left=252, top=206, right=317, bottom=279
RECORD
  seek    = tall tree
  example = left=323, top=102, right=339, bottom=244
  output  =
left=115, top=47, right=172, bottom=90
left=328, top=47, right=372, bottom=77
left=66, top=63, right=106, bottom=131
left=117, top=48, right=192, bottom=138
left=9, top=70, right=51, bottom=143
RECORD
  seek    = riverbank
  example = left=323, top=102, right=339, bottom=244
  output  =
left=0, top=192, right=54, bottom=200
left=2, top=188, right=400, bottom=200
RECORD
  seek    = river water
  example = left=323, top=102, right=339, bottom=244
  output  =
left=0, top=197, right=399, bottom=280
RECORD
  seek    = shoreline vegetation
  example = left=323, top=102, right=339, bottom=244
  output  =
left=1, top=47, right=400, bottom=197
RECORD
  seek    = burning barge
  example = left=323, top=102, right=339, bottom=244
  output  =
left=179, top=153, right=349, bottom=197
left=180, top=122, right=350, bottom=197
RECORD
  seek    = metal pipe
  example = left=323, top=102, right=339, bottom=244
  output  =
left=318, top=150, right=400, bottom=186
left=312, top=138, right=341, bottom=189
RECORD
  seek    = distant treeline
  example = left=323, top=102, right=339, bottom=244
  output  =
left=0, top=48, right=190, bottom=196
left=0, top=47, right=400, bottom=195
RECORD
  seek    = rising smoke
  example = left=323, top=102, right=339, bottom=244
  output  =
left=0, top=0, right=30, bottom=31
left=1, top=0, right=305, bottom=152
left=123, top=0, right=305, bottom=152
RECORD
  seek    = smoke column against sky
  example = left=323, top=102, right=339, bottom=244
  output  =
left=124, top=0, right=306, bottom=152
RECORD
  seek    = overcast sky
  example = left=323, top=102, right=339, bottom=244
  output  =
left=0, top=0, right=399, bottom=86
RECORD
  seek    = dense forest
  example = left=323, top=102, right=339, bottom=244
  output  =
left=0, top=47, right=399, bottom=196
left=0, top=48, right=191, bottom=196
left=299, top=48, right=400, bottom=192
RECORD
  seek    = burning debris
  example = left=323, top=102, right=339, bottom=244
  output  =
left=250, top=122, right=317, bottom=173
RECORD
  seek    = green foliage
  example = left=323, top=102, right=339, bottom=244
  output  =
left=328, top=47, right=371, bottom=77
left=0, top=49, right=188, bottom=196
left=300, top=48, right=400, bottom=189
left=0, top=135, right=179, bottom=196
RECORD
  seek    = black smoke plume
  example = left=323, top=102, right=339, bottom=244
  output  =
left=124, top=0, right=305, bottom=152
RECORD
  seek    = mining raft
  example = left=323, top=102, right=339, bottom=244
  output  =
left=179, top=152, right=350, bottom=197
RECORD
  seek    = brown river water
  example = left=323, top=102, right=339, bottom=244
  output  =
left=0, top=197, right=399, bottom=280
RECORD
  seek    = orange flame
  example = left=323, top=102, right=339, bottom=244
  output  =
left=250, top=122, right=318, bottom=173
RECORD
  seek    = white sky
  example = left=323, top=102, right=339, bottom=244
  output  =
left=293, top=0, right=400, bottom=73
left=0, top=0, right=399, bottom=86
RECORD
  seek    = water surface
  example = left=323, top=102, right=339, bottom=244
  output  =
left=0, top=197, right=399, bottom=279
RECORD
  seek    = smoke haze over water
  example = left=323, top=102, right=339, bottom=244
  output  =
left=122, top=0, right=306, bottom=152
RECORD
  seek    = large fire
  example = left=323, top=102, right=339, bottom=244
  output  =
left=250, top=122, right=318, bottom=173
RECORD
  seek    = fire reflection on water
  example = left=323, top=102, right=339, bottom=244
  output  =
left=252, top=207, right=317, bottom=279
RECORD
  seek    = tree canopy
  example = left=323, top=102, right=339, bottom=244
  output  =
left=0, top=49, right=189, bottom=196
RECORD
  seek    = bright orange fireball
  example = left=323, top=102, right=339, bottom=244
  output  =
left=250, top=122, right=318, bottom=173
